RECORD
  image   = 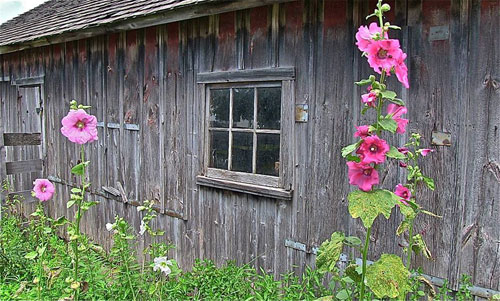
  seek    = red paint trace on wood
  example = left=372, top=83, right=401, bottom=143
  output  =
left=167, top=23, right=179, bottom=73
left=323, top=0, right=347, bottom=29
left=218, top=11, right=235, bottom=40
left=250, top=6, right=268, bottom=35
left=285, top=1, right=303, bottom=29
left=422, top=0, right=451, bottom=25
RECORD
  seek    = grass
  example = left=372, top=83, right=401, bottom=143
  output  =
left=0, top=212, right=328, bottom=300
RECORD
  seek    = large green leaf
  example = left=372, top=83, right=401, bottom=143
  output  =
left=379, top=117, right=398, bottom=133
left=386, top=146, right=406, bottom=160
left=341, top=141, right=361, bottom=158
left=366, top=254, right=410, bottom=299
left=348, top=190, right=399, bottom=228
left=316, top=232, right=345, bottom=274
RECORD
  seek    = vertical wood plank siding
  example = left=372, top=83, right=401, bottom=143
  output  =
left=0, top=0, right=498, bottom=291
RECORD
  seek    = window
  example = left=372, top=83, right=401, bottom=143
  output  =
left=196, top=68, right=294, bottom=200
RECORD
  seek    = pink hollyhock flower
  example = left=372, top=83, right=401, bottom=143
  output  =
left=354, top=125, right=371, bottom=138
left=387, top=104, right=409, bottom=134
left=361, top=91, right=378, bottom=108
left=355, top=22, right=387, bottom=52
left=33, top=179, right=55, bottom=202
left=356, top=135, right=390, bottom=164
left=394, top=184, right=411, bottom=205
left=395, top=52, right=410, bottom=89
left=420, top=148, right=434, bottom=156
left=61, top=109, right=98, bottom=144
left=399, top=161, right=408, bottom=168
left=347, top=162, right=379, bottom=192
left=366, top=39, right=403, bottom=74
left=398, top=147, right=409, bottom=155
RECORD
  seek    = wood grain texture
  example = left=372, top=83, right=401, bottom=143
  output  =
left=0, top=0, right=498, bottom=293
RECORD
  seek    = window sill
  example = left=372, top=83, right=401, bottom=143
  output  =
left=196, top=176, right=292, bottom=200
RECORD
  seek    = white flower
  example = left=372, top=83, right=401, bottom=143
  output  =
left=153, top=257, right=172, bottom=276
left=106, top=223, right=114, bottom=232
left=139, top=220, right=146, bottom=236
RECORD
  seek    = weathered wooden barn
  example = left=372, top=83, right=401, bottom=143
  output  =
left=0, top=0, right=498, bottom=295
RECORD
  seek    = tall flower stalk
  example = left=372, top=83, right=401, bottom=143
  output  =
left=60, top=100, right=99, bottom=300
left=317, top=1, right=437, bottom=300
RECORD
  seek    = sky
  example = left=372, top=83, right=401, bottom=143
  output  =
left=0, top=0, right=48, bottom=24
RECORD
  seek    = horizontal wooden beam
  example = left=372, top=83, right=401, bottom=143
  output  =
left=6, top=159, right=43, bottom=175
left=0, top=0, right=295, bottom=55
left=197, top=67, right=295, bottom=83
left=196, top=175, right=292, bottom=200
left=11, top=75, right=44, bottom=86
left=3, top=133, right=41, bottom=146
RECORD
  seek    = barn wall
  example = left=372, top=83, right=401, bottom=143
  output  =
left=0, top=0, right=499, bottom=290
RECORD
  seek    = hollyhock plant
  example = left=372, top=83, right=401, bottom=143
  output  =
left=354, top=125, right=371, bottom=138
left=347, top=161, right=379, bottom=192
left=394, top=184, right=411, bottom=205
left=33, top=179, right=55, bottom=202
left=361, top=91, right=378, bottom=107
left=387, top=104, right=409, bottom=134
left=356, top=135, right=390, bottom=164
left=355, top=22, right=387, bottom=52
left=61, top=109, right=98, bottom=144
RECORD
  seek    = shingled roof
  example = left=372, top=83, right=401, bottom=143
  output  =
left=0, top=0, right=208, bottom=47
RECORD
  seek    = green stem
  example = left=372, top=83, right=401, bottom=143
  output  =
left=376, top=70, right=386, bottom=136
left=120, top=242, right=137, bottom=301
left=359, top=227, right=372, bottom=300
left=73, top=146, right=86, bottom=301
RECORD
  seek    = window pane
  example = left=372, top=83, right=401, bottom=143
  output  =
left=210, top=89, right=230, bottom=128
left=257, top=87, right=281, bottom=130
left=231, top=132, right=253, bottom=173
left=209, top=130, right=229, bottom=169
left=233, top=88, right=254, bottom=128
left=256, top=134, right=280, bottom=176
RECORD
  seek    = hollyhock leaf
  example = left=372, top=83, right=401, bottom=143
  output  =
left=399, top=203, right=417, bottom=220
left=381, top=90, right=397, bottom=100
left=346, top=155, right=361, bottom=163
left=71, top=161, right=89, bottom=176
left=355, top=78, right=372, bottom=86
left=422, top=176, right=435, bottom=190
left=412, top=234, right=432, bottom=259
left=67, top=200, right=76, bottom=209
left=71, top=187, right=82, bottom=193
left=344, top=236, right=362, bottom=246
left=366, top=254, right=410, bottom=299
left=345, top=264, right=362, bottom=283
left=379, top=117, right=398, bottom=133
left=316, top=232, right=345, bottom=274
left=386, top=146, right=406, bottom=159
left=53, top=216, right=69, bottom=227
left=396, top=219, right=410, bottom=236
left=348, top=189, right=399, bottom=228
left=342, top=141, right=361, bottom=157
left=389, top=97, right=405, bottom=106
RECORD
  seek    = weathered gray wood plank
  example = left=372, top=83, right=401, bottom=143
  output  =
left=3, top=132, right=42, bottom=146
left=5, top=159, right=42, bottom=175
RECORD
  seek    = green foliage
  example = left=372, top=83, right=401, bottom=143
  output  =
left=365, top=254, right=410, bottom=299
left=316, top=232, right=345, bottom=274
left=386, top=146, right=406, bottom=159
left=348, top=189, right=399, bottom=228
left=456, top=274, right=473, bottom=301
left=378, top=116, right=398, bottom=133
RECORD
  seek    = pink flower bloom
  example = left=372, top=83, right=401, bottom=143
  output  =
left=420, top=148, right=434, bottom=156
left=387, top=104, right=409, bottom=134
left=394, top=184, right=411, bottom=205
left=395, top=52, right=410, bottom=89
left=354, top=125, right=371, bottom=139
left=347, top=162, right=379, bottom=192
left=355, top=22, right=387, bottom=52
left=399, top=161, right=408, bottom=168
left=398, top=147, right=409, bottom=155
left=61, top=109, right=98, bottom=144
left=366, top=39, right=403, bottom=74
left=356, top=135, right=390, bottom=164
left=361, top=91, right=378, bottom=108
left=33, top=179, right=55, bottom=202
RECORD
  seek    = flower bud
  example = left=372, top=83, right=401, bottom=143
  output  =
left=381, top=4, right=391, bottom=12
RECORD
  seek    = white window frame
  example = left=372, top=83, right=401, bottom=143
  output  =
left=196, top=68, right=295, bottom=200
